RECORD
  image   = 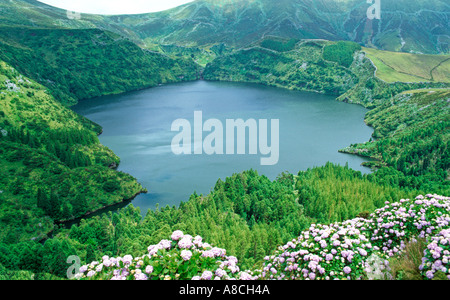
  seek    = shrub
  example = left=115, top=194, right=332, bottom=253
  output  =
left=323, top=41, right=362, bottom=68
left=76, top=230, right=258, bottom=280
left=102, top=179, right=120, bottom=193
left=420, top=228, right=450, bottom=280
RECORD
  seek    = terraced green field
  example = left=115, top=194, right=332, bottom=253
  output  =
left=363, top=47, right=450, bottom=83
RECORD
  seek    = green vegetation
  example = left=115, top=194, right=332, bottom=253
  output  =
left=363, top=47, right=450, bottom=83
left=74, top=194, right=450, bottom=281
left=0, top=163, right=427, bottom=279
left=99, top=0, right=449, bottom=54
left=295, top=163, right=420, bottom=224
left=340, top=90, right=450, bottom=192
left=150, top=44, right=232, bottom=67
left=204, top=40, right=448, bottom=108
left=0, top=61, right=145, bottom=244
left=204, top=41, right=359, bottom=95
left=1, top=0, right=449, bottom=55
left=0, top=27, right=200, bottom=105
left=323, top=41, right=362, bottom=68
left=335, top=55, right=447, bottom=109
left=260, top=38, right=298, bottom=53
left=388, top=238, right=427, bottom=280
left=0, top=0, right=449, bottom=282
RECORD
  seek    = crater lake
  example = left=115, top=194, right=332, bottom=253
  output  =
left=73, top=80, right=374, bottom=216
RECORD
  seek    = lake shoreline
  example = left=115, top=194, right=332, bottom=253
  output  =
left=38, top=189, right=148, bottom=242
left=54, top=189, right=148, bottom=226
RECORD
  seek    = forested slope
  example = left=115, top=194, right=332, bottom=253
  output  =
left=340, top=90, right=450, bottom=187
left=204, top=39, right=449, bottom=107
left=0, top=164, right=427, bottom=279
left=0, top=0, right=448, bottom=281
left=0, top=27, right=201, bottom=106
left=0, top=61, right=145, bottom=244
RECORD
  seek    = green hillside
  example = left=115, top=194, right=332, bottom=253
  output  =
left=0, top=26, right=200, bottom=106
left=340, top=90, right=450, bottom=187
left=0, top=0, right=449, bottom=282
left=0, top=61, right=145, bottom=243
left=363, top=47, right=450, bottom=83
left=0, top=0, right=140, bottom=41
left=104, top=0, right=449, bottom=54
left=1, top=0, right=449, bottom=55
left=204, top=39, right=448, bottom=107
left=204, top=40, right=359, bottom=95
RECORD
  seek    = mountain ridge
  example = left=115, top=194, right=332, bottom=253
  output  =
left=2, top=0, right=449, bottom=54
left=104, top=0, right=449, bottom=54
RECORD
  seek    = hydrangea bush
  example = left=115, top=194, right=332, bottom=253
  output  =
left=420, top=228, right=450, bottom=280
left=77, top=195, right=449, bottom=280
left=261, top=194, right=450, bottom=280
left=259, top=218, right=389, bottom=280
left=367, top=194, right=450, bottom=258
left=75, top=230, right=258, bottom=280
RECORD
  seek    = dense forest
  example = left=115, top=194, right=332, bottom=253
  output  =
left=1, top=38, right=449, bottom=279
left=340, top=90, right=449, bottom=189
left=0, top=61, right=145, bottom=245
left=0, top=163, right=432, bottom=279
left=203, top=40, right=447, bottom=107
left=0, top=27, right=201, bottom=105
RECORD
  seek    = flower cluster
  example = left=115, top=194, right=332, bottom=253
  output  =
left=76, top=195, right=449, bottom=280
left=420, top=228, right=450, bottom=280
left=75, top=230, right=258, bottom=280
left=260, top=218, right=387, bottom=280
left=366, top=194, right=450, bottom=258
left=261, top=194, right=450, bottom=280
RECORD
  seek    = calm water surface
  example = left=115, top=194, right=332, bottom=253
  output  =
left=73, top=81, right=374, bottom=216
